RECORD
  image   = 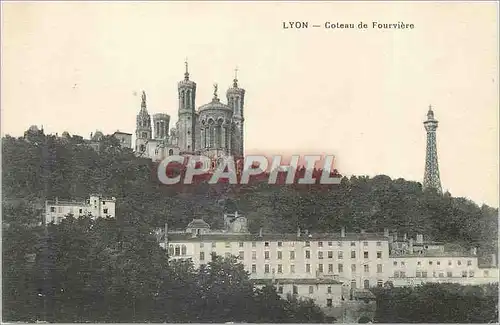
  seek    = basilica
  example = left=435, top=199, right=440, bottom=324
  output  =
left=135, top=63, right=245, bottom=165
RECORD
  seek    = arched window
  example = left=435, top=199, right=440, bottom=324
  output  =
left=175, top=245, right=180, bottom=256
left=363, top=279, right=370, bottom=289
left=140, top=144, right=146, bottom=152
left=168, top=149, right=174, bottom=156
left=181, top=245, right=187, bottom=255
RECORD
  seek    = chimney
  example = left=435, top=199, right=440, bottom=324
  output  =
left=491, top=253, right=497, bottom=267
left=416, top=234, right=424, bottom=244
left=383, top=228, right=389, bottom=237
left=341, top=227, right=346, bottom=238
left=55, top=197, right=59, bottom=204
left=259, top=228, right=263, bottom=237
left=409, top=238, right=414, bottom=254
left=297, top=227, right=301, bottom=237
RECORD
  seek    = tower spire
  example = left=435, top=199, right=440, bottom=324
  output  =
left=184, top=58, right=189, bottom=81
left=141, top=91, right=147, bottom=110
left=233, top=67, right=239, bottom=88
left=423, top=104, right=442, bottom=193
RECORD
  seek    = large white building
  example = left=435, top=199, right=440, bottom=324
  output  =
left=44, top=194, right=116, bottom=224
left=160, top=213, right=499, bottom=318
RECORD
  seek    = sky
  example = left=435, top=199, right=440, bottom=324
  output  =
left=1, top=1, right=498, bottom=207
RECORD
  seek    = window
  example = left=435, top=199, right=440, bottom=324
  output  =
left=351, top=242, right=356, bottom=247
left=264, top=242, right=269, bottom=247
left=417, top=261, right=421, bottom=265
left=377, top=251, right=382, bottom=259
left=306, top=251, right=311, bottom=259
left=200, top=242, right=204, bottom=248
left=338, top=251, right=343, bottom=259
left=447, top=271, right=453, bottom=277
left=484, top=270, right=489, bottom=277
left=103, top=208, right=109, bottom=214
left=58, top=207, right=63, bottom=213
left=265, top=264, right=270, bottom=273
left=401, top=261, right=405, bottom=266
left=239, top=251, right=244, bottom=259
left=376, top=241, right=381, bottom=246
left=377, top=264, right=382, bottom=273
left=338, top=263, right=343, bottom=273
left=309, top=286, right=314, bottom=294
left=277, top=251, right=282, bottom=260
left=328, top=264, right=333, bottom=273
left=79, top=209, right=83, bottom=214
left=457, top=260, right=462, bottom=266
left=364, top=252, right=369, bottom=259
left=416, top=271, right=422, bottom=277
left=278, top=286, right=283, bottom=294
left=305, top=241, right=310, bottom=247
left=252, top=251, right=256, bottom=260
left=363, top=241, right=368, bottom=247
left=278, top=241, right=283, bottom=247
left=467, top=260, right=472, bottom=266
left=318, top=264, right=323, bottom=273
left=293, top=285, right=298, bottom=295
left=181, top=245, right=187, bottom=255
left=351, top=263, right=357, bottom=272
left=437, top=261, right=440, bottom=265
left=278, top=264, right=283, bottom=273
left=327, top=299, right=333, bottom=307
left=351, top=251, right=356, bottom=259
left=377, top=280, right=383, bottom=287
left=290, top=264, right=295, bottom=273
left=225, top=242, right=231, bottom=248
left=212, top=242, right=216, bottom=248
left=439, top=272, right=444, bottom=278
left=50, top=207, right=56, bottom=212
left=306, top=264, right=311, bottom=273
left=400, top=271, right=406, bottom=278
left=364, top=265, right=369, bottom=273
left=102, top=201, right=106, bottom=205
left=328, top=251, right=333, bottom=258
left=318, top=241, right=323, bottom=247
left=327, top=286, right=332, bottom=293
left=252, top=242, right=256, bottom=247
left=363, top=280, right=370, bottom=289
left=290, top=251, right=295, bottom=260
left=338, top=241, right=343, bottom=247
left=394, top=271, right=399, bottom=278
left=422, top=271, right=428, bottom=278
left=252, top=264, right=256, bottom=273
left=318, top=251, right=324, bottom=259
left=264, top=251, right=270, bottom=259
left=239, top=242, right=244, bottom=248
left=462, top=271, right=467, bottom=277
left=200, top=252, right=205, bottom=260
left=328, top=241, right=333, bottom=247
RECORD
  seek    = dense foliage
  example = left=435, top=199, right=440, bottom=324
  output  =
left=371, top=283, right=499, bottom=323
left=3, top=132, right=498, bottom=255
left=2, top=216, right=325, bottom=323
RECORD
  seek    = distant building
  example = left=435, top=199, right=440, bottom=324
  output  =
left=44, top=194, right=116, bottom=224
left=112, top=130, right=132, bottom=149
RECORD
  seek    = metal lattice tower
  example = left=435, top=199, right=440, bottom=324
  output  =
left=423, top=105, right=442, bottom=193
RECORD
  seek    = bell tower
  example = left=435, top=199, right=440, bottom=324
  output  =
left=226, top=68, right=245, bottom=158
left=135, top=91, right=152, bottom=154
left=177, top=60, right=197, bottom=154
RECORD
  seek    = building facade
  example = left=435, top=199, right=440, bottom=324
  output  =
left=44, top=194, right=116, bottom=224
left=160, top=214, right=499, bottom=317
left=134, top=63, right=245, bottom=165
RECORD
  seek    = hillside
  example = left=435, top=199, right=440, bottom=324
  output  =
left=2, top=131, right=498, bottom=256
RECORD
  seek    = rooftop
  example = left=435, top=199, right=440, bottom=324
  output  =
left=251, top=278, right=342, bottom=285
left=390, top=251, right=477, bottom=258
left=167, top=232, right=388, bottom=242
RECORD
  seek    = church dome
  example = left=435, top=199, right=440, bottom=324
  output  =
left=198, top=98, right=232, bottom=112
left=186, top=219, right=210, bottom=229
left=92, top=130, right=104, bottom=141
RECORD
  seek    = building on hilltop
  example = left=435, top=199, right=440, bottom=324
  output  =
left=44, top=194, right=116, bottom=224
left=134, top=62, right=245, bottom=166
left=112, top=130, right=132, bottom=149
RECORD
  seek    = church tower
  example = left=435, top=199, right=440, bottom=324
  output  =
left=135, top=91, right=152, bottom=154
left=177, top=61, right=197, bottom=154
left=226, top=68, right=245, bottom=158
left=423, top=105, right=442, bottom=193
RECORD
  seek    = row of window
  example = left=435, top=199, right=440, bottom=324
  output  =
left=49, top=206, right=109, bottom=214
left=248, top=263, right=384, bottom=274
left=394, top=270, right=476, bottom=278
left=205, top=241, right=384, bottom=248
left=199, top=250, right=383, bottom=261
left=394, top=260, right=473, bottom=266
